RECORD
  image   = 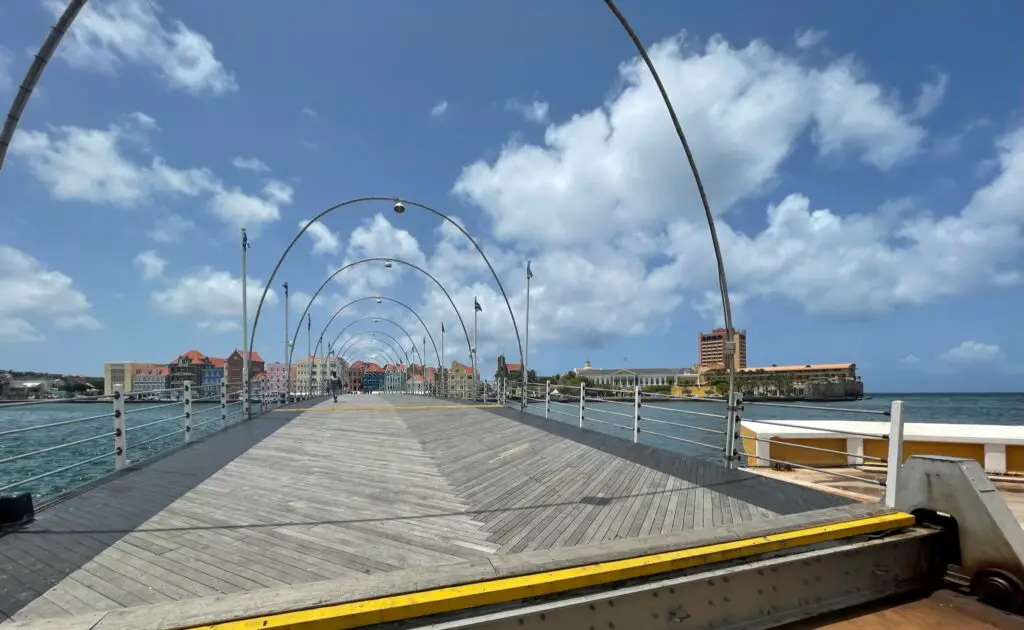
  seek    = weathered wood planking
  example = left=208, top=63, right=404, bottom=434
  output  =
left=1, top=395, right=850, bottom=625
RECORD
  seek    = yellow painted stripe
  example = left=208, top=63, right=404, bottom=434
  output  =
left=193, top=511, right=915, bottom=630
left=270, top=404, right=504, bottom=412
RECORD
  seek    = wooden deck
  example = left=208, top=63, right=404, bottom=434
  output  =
left=0, top=394, right=850, bottom=625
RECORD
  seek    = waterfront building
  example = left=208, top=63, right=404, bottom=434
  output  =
left=698, top=328, right=748, bottom=370
left=227, top=350, right=265, bottom=391
left=294, top=355, right=343, bottom=394
left=701, top=363, right=862, bottom=399
left=199, top=357, right=225, bottom=398
left=104, top=361, right=164, bottom=395
left=168, top=351, right=208, bottom=392
left=344, top=360, right=366, bottom=392
left=576, top=361, right=698, bottom=388
left=494, top=355, right=523, bottom=381
left=383, top=364, right=407, bottom=391
left=131, top=365, right=169, bottom=397
left=447, top=361, right=474, bottom=397
left=264, top=362, right=288, bottom=394
left=362, top=363, right=385, bottom=391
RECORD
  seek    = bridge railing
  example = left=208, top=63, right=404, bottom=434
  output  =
left=503, top=379, right=906, bottom=506
left=0, top=378, right=255, bottom=503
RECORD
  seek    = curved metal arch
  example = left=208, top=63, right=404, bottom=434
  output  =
left=338, top=335, right=405, bottom=370
left=251, top=199, right=512, bottom=378
left=338, top=334, right=404, bottom=366
left=311, top=296, right=440, bottom=369
left=340, top=343, right=400, bottom=367
left=323, top=316, right=423, bottom=368
left=325, top=317, right=419, bottom=369
left=287, top=256, right=471, bottom=368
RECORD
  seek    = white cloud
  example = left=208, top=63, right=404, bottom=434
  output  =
left=912, top=73, right=949, bottom=119
left=794, top=28, right=827, bottom=49
left=302, top=220, right=341, bottom=255
left=301, top=106, right=317, bottom=118
left=430, top=100, right=449, bottom=118
left=506, top=99, right=550, bottom=124
left=11, top=114, right=290, bottom=230
left=900, top=354, right=921, bottom=365
left=134, top=250, right=167, bottom=279
left=0, top=246, right=101, bottom=343
left=940, top=341, right=1002, bottom=363
left=148, top=213, right=195, bottom=242
left=152, top=268, right=278, bottom=334
left=45, top=0, right=236, bottom=95
left=449, top=30, right=1023, bottom=333
left=232, top=157, right=270, bottom=172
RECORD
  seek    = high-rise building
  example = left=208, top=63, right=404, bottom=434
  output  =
left=698, top=328, right=747, bottom=370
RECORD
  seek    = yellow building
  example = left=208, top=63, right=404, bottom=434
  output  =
left=103, top=361, right=160, bottom=395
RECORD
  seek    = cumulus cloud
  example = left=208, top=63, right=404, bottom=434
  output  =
left=231, top=157, right=270, bottom=172
left=506, top=99, right=550, bottom=124
left=152, top=268, right=278, bottom=333
left=794, top=28, right=827, bottom=49
left=45, top=0, right=236, bottom=95
left=0, top=246, right=101, bottom=343
left=430, top=100, right=449, bottom=118
left=134, top=250, right=167, bottom=279
left=10, top=113, right=291, bottom=231
left=940, top=341, right=1002, bottom=363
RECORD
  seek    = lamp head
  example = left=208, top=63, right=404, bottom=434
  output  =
left=393, top=200, right=406, bottom=214
left=384, top=261, right=393, bottom=268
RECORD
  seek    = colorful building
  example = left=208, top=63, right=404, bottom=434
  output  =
left=264, top=362, right=289, bottom=394
left=383, top=364, right=407, bottom=391
left=130, top=364, right=169, bottom=397
left=362, top=363, right=384, bottom=391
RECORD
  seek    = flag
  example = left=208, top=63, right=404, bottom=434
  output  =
left=474, top=298, right=482, bottom=312
left=241, top=229, right=249, bottom=250
left=307, top=313, right=311, bottom=333
left=526, top=260, right=533, bottom=280
left=441, top=322, right=446, bottom=333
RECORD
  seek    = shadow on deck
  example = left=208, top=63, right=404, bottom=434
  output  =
left=0, top=394, right=854, bottom=625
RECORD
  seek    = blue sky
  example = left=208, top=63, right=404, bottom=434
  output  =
left=0, top=0, right=1021, bottom=392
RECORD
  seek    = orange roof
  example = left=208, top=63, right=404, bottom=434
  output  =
left=208, top=357, right=226, bottom=368
left=234, top=349, right=264, bottom=362
left=364, top=363, right=383, bottom=373
left=178, top=349, right=205, bottom=362
left=506, top=363, right=523, bottom=371
left=739, top=363, right=855, bottom=373
left=463, top=365, right=473, bottom=375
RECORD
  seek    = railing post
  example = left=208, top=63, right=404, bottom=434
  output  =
left=183, top=380, right=193, bottom=443
left=113, top=384, right=126, bottom=470
left=883, top=400, right=905, bottom=508
left=243, top=368, right=251, bottom=420
left=633, top=385, right=641, bottom=444
left=578, top=382, right=585, bottom=428
left=220, top=376, right=228, bottom=428
left=545, top=380, right=550, bottom=419
left=725, top=390, right=743, bottom=469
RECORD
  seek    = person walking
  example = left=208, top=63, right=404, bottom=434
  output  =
left=329, top=371, right=342, bottom=403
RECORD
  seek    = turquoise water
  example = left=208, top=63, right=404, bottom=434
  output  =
left=2, top=393, right=1019, bottom=502
left=524, top=392, right=1024, bottom=461
left=0, top=399, right=256, bottom=501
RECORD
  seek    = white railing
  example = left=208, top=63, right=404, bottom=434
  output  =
left=0, top=377, right=259, bottom=501
left=499, top=378, right=907, bottom=508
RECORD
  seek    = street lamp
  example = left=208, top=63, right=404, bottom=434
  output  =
left=384, top=261, right=393, bottom=268
left=393, top=200, right=406, bottom=214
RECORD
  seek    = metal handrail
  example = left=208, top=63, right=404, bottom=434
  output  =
left=737, top=448, right=884, bottom=486
left=0, top=393, right=109, bottom=409
left=745, top=418, right=887, bottom=440
left=641, top=416, right=725, bottom=436
left=0, top=450, right=116, bottom=494
left=641, top=402, right=726, bottom=420
left=0, top=430, right=115, bottom=466
left=744, top=399, right=890, bottom=416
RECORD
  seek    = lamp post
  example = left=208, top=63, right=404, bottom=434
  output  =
left=473, top=297, right=482, bottom=401
left=441, top=322, right=446, bottom=398
left=524, top=261, right=533, bottom=412
left=241, top=228, right=250, bottom=418
left=283, top=282, right=290, bottom=402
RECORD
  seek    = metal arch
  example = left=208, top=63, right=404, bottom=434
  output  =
left=0, top=0, right=86, bottom=173
left=310, top=296, right=441, bottom=367
left=323, top=317, right=421, bottom=369
left=250, top=198, right=502, bottom=381
left=322, top=317, right=423, bottom=368
left=356, top=330, right=411, bottom=365
left=602, top=0, right=737, bottom=463
left=340, top=343, right=401, bottom=367
left=338, top=334, right=404, bottom=367
left=287, top=256, right=472, bottom=368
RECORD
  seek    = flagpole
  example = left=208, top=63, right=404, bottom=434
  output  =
left=306, top=313, right=311, bottom=397
left=422, top=336, right=426, bottom=395
left=441, top=324, right=445, bottom=398
left=283, top=282, right=289, bottom=402
left=241, top=228, right=250, bottom=418
left=523, top=261, right=532, bottom=412
left=473, top=297, right=478, bottom=401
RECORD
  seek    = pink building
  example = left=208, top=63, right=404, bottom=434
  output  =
left=265, top=362, right=289, bottom=393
